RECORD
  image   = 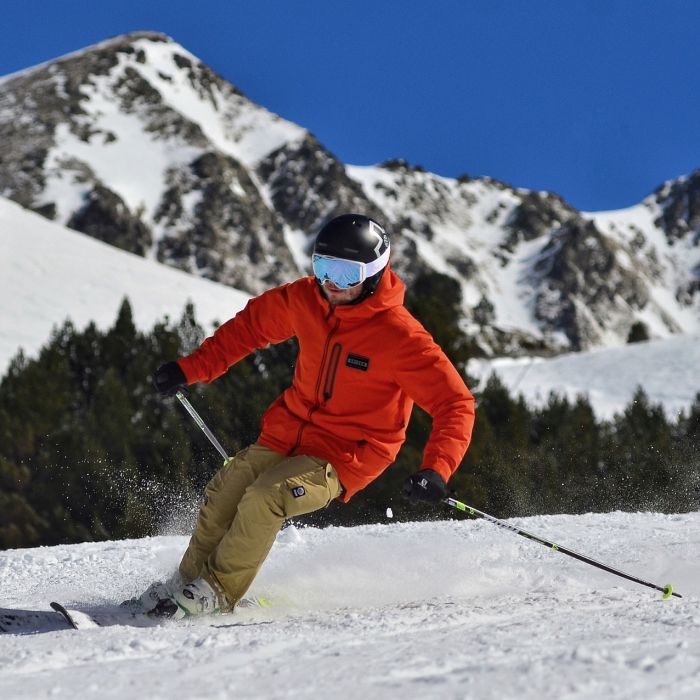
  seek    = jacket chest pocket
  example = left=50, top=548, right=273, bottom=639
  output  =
left=322, top=347, right=385, bottom=407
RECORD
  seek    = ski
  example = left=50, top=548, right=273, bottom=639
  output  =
left=1, top=595, right=274, bottom=635
left=50, top=601, right=100, bottom=630
left=0, top=607, right=67, bottom=634
left=0, top=605, right=106, bottom=634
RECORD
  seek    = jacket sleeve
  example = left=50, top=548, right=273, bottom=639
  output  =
left=393, top=324, right=475, bottom=483
left=177, top=283, right=296, bottom=384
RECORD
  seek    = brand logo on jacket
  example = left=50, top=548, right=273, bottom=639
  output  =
left=291, top=486, right=306, bottom=498
left=346, top=353, right=370, bottom=371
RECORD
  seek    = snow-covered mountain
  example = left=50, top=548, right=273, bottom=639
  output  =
left=2, top=31, right=699, bottom=356
left=0, top=512, right=697, bottom=699
left=0, top=31, right=307, bottom=294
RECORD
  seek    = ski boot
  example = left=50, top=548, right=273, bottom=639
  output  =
left=151, top=577, right=221, bottom=620
left=122, top=572, right=183, bottom=613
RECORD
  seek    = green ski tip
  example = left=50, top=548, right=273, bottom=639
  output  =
left=662, top=583, right=673, bottom=600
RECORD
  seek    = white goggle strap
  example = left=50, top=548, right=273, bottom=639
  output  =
left=364, top=245, right=391, bottom=278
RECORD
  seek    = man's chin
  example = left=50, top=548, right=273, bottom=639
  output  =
left=323, top=288, right=359, bottom=305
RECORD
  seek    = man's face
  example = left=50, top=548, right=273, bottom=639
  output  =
left=321, top=280, right=364, bottom=305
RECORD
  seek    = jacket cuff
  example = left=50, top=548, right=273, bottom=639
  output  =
left=176, top=357, right=195, bottom=384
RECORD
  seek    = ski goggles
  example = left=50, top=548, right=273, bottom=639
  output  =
left=312, top=247, right=390, bottom=289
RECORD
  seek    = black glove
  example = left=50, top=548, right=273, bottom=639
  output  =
left=403, top=469, right=447, bottom=504
left=152, top=361, right=187, bottom=397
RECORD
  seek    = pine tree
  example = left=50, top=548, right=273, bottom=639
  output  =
left=461, top=374, right=532, bottom=517
left=607, top=387, right=672, bottom=510
left=404, top=270, right=480, bottom=372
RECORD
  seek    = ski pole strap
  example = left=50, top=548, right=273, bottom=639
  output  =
left=443, top=497, right=682, bottom=600
left=175, top=390, right=230, bottom=461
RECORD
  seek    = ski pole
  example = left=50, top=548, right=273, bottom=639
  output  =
left=443, top=497, right=682, bottom=599
left=175, top=390, right=229, bottom=461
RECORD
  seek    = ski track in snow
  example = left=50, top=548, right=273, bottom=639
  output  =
left=1, top=512, right=699, bottom=699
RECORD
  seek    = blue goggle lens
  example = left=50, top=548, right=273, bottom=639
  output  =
left=312, top=255, right=364, bottom=289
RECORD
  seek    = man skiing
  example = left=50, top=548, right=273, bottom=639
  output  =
left=147, top=214, right=475, bottom=618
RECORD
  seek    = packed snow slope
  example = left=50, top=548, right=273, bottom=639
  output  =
left=0, top=195, right=249, bottom=375
left=0, top=512, right=698, bottom=699
left=469, top=333, right=700, bottom=420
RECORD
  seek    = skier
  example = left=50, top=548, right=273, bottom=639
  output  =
left=146, top=214, right=475, bottom=618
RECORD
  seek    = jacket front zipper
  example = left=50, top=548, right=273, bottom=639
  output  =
left=322, top=342, right=342, bottom=401
left=289, top=317, right=341, bottom=455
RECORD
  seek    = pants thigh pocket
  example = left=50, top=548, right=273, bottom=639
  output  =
left=282, top=466, right=333, bottom=517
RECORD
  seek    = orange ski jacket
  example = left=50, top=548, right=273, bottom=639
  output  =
left=177, top=269, right=475, bottom=501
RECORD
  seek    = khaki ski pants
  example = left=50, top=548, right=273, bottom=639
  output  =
left=179, top=443, right=342, bottom=611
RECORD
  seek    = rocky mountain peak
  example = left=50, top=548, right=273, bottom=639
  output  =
left=653, top=168, right=700, bottom=244
left=0, top=32, right=306, bottom=293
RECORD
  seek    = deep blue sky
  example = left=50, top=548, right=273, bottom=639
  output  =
left=2, top=0, right=699, bottom=211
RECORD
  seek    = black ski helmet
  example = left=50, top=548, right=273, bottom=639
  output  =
left=313, top=214, right=391, bottom=300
